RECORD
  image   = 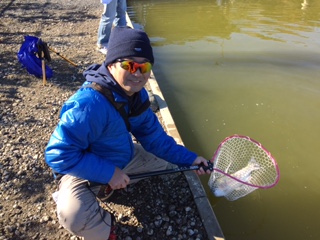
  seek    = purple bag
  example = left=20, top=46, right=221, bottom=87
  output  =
left=17, top=35, right=53, bottom=79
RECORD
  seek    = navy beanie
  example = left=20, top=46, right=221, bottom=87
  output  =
left=105, top=27, right=154, bottom=65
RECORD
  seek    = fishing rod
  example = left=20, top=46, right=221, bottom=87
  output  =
left=128, top=161, right=213, bottom=180
left=48, top=46, right=78, bottom=67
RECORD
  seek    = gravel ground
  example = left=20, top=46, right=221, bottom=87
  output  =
left=0, top=0, right=209, bottom=239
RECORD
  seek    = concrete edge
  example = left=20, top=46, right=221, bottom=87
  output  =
left=148, top=75, right=225, bottom=240
left=126, top=13, right=225, bottom=240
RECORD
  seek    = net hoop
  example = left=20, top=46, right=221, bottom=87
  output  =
left=211, top=135, right=280, bottom=189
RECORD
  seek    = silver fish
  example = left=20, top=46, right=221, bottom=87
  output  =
left=212, top=157, right=260, bottom=198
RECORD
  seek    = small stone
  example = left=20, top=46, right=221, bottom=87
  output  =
left=166, top=226, right=173, bottom=236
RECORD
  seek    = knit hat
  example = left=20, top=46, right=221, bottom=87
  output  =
left=105, top=27, right=154, bottom=66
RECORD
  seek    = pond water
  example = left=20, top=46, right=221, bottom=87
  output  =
left=128, top=0, right=320, bottom=239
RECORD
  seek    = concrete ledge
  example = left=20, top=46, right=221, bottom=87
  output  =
left=148, top=74, right=225, bottom=240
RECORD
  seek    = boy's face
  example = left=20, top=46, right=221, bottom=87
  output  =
left=108, top=57, right=152, bottom=96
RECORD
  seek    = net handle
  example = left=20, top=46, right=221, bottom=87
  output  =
left=212, top=134, right=280, bottom=189
left=128, top=162, right=213, bottom=180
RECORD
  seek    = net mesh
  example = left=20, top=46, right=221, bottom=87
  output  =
left=208, top=135, right=279, bottom=201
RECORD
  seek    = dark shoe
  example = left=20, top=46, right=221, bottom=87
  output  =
left=108, top=224, right=117, bottom=240
left=108, top=215, right=117, bottom=240
left=97, top=185, right=114, bottom=201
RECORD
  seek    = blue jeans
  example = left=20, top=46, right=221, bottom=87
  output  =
left=97, top=0, right=127, bottom=46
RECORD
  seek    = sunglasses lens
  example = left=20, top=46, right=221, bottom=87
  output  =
left=120, top=61, right=132, bottom=71
left=139, top=62, right=152, bottom=73
left=120, top=60, right=152, bottom=74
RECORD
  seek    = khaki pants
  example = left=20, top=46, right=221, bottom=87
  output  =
left=54, top=144, right=168, bottom=240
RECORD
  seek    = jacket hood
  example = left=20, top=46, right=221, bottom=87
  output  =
left=83, top=62, right=126, bottom=97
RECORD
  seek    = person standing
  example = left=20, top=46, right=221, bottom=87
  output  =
left=97, top=0, right=127, bottom=55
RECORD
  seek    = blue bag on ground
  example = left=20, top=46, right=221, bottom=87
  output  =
left=17, top=35, right=53, bottom=79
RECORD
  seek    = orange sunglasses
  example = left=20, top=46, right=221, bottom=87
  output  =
left=117, top=59, right=152, bottom=74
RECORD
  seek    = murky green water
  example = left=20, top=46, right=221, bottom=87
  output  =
left=128, top=0, right=320, bottom=239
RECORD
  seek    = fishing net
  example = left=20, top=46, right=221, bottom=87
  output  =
left=208, top=135, right=280, bottom=201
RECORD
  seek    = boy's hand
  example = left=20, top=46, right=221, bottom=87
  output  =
left=192, top=156, right=212, bottom=175
left=108, top=167, right=130, bottom=189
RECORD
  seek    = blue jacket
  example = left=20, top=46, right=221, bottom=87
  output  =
left=45, top=64, right=197, bottom=184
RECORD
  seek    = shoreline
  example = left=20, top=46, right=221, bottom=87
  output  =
left=0, top=1, right=224, bottom=239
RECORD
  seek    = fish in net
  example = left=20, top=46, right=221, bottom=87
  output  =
left=208, top=135, right=280, bottom=201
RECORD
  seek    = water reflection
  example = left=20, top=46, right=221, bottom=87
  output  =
left=301, top=0, right=309, bottom=10
left=130, top=0, right=319, bottom=47
left=128, top=1, right=320, bottom=240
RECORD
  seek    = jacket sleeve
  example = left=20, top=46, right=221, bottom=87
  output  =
left=130, top=91, right=197, bottom=166
left=45, top=91, right=115, bottom=184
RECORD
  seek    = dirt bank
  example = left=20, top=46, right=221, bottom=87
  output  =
left=0, top=0, right=209, bottom=239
